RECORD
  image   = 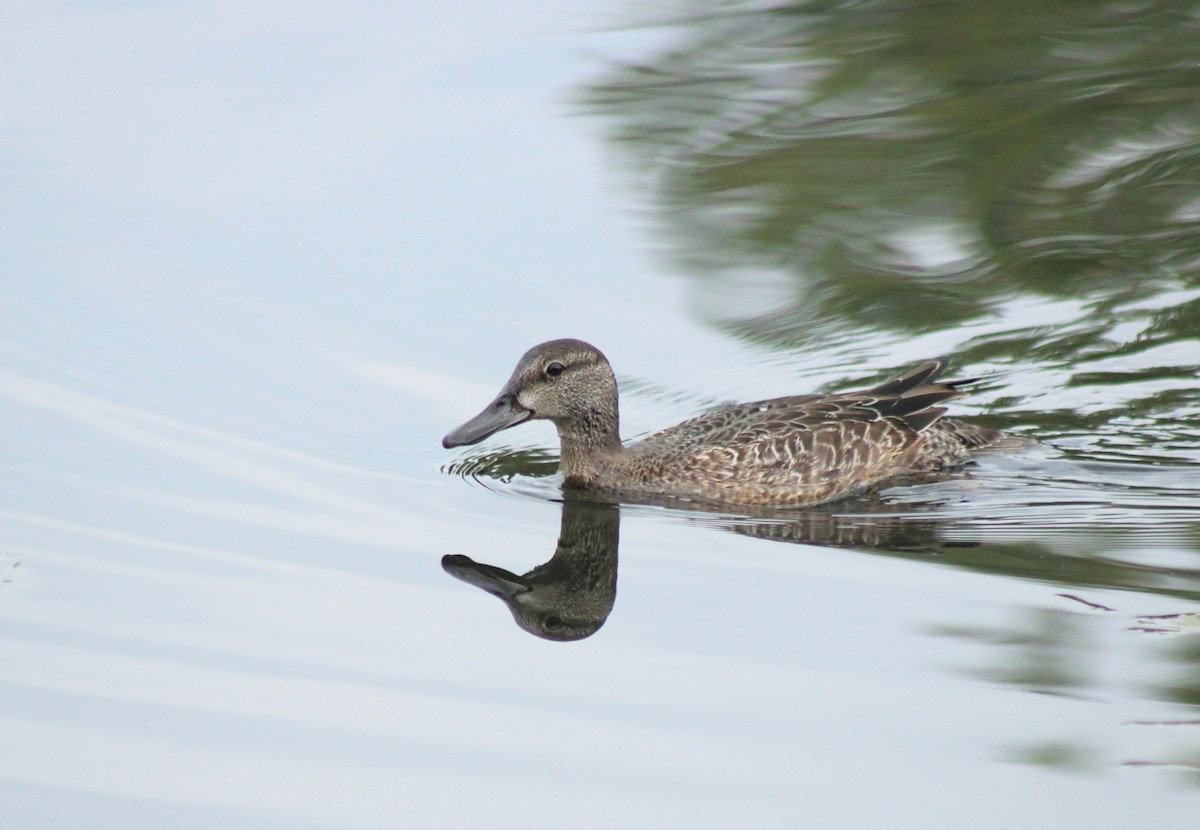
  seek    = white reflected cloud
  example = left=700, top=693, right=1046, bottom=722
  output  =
left=343, top=358, right=495, bottom=414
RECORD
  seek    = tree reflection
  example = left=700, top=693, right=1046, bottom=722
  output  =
left=582, top=0, right=1200, bottom=453
left=586, top=0, right=1200, bottom=334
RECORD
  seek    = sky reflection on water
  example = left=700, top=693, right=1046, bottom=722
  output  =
left=2, top=1, right=1199, bottom=827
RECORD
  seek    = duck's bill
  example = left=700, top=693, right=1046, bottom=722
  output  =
left=442, top=555, right=530, bottom=598
left=441, top=394, right=531, bottom=448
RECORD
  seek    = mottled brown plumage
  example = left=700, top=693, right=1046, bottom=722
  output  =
left=442, top=339, right=1027, bottom=507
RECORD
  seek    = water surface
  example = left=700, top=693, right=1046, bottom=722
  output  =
left=2, top=1, right=1199, bottom=828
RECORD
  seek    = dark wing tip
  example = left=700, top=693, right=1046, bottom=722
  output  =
left=868, top=357, right=950, bottom=396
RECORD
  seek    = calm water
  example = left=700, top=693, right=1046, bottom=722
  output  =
left=2, top=1, right=1199, bottom=827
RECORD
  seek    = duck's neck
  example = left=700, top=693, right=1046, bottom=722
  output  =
left=555, top=408, right=624, bottom=487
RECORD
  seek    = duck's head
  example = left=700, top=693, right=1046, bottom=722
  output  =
left=440, top=501, right=620, bottom=642
left=441, top=553, right=613, bottom=641
left=442, top=339, right=619, bottom=449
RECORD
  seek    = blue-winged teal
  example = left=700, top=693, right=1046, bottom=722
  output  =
left=443, top=339, right=1026, bottom=507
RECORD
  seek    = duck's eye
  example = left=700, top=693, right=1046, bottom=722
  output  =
left=544, top=615, right=565, bottom=630
left=545, top=362, right=564, bottom=378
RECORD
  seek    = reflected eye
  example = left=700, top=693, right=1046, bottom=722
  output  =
left=544, top=615, right=565, bottom=630
left=545, top=362, right=564, bottom=378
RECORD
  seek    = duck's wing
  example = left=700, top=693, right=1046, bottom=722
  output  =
left=633, top=398, right=922, bottom=505
left=635, top=394, right=823, bottom=446
left=634, top=393, right=919, bottom=471
left=865, top=358, right=953, bottom=396
left=658, top=361, right=973, bottom=448
left=637, top=364, right=976, bottom=480
left=719, top=393, right=933, bottom=461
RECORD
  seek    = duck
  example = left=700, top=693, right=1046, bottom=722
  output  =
left=442, top=339, right=1026, bottom=507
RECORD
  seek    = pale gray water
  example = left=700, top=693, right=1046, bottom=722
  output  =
left=2, top=2, right=1199, bottom=828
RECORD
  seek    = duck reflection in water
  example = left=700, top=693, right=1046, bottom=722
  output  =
left=441, top=495, right=957, bottom=641
left=443, top=501, right=620, bottom=642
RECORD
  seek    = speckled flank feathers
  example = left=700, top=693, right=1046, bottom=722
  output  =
left=443, top=339, right=1027, bottom=507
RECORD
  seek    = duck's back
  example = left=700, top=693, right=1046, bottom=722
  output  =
left=610, top=361, right=1014, bottom=506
